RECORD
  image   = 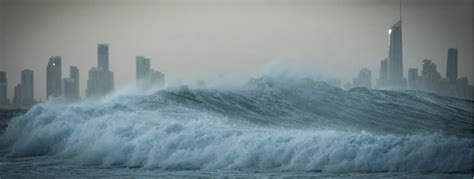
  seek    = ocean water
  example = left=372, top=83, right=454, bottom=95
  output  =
left=0, top=77, right=473, bottom=178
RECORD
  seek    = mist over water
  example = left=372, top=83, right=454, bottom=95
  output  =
left=0, top=74, right=473, bottom=176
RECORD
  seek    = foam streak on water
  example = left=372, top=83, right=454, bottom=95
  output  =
left=0, top=76, right=473, bottom=175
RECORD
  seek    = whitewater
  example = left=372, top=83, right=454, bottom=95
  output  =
left=0, top=76, right=473, bottom=178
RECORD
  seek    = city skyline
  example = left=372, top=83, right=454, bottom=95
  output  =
left=0, top=0, right=472, bottom=101
left=0, top=42, right=472, bottom=103
left=0, top=41, right=472, bottom=106
left=350, top=47, right=473, bottom=100
left=0, top=43, right=169, bottom=107
left=1, top=1, right=474, bottom=178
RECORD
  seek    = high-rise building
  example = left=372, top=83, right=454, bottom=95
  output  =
left=135, top=56, right=165, bottom=89
left=387, top=21, right=403, bottom=88
left=0, top=71, right=9, bottom=104
left=63, top=78, right=74, bottom=99
left=150, top=70, right=165, bottom=87
left=98, top=43, right=109, bottom=71
left=70, top=66, right=80, bottom=98
left=456, top=77, right=469, bottom=99
left=407, top=68, right=419, bottom=90
left=21, top=69, right=35, bottom=106
left=46, top=56, right=62, bottom=98
left=446, top=48, right=458, bottom=84
left=86, top=68, right=114, bottom=97
left=12, top=84, right=22, bottom=106
left=421, top=59, right=441, bottom=92
left=64, top=66, right=80, bottom=100
left=136, top=56, right=151, bottom=82
left=86, top=44, right=114, bottom=97
left=378, top=58, right=388, bottom=87
left=352, top=68, right=372, bottom=88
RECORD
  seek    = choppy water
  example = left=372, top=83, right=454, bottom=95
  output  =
left=0, top=76, right=473, bottom=178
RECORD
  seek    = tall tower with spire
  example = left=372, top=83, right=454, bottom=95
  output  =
left=387, top=0, right=404, bottom=88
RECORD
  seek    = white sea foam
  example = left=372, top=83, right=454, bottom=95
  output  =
left=1, top=77, right=473, bottom=173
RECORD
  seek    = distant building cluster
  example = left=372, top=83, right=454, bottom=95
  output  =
left=136, top=56, right=165, bottom=89
left=86, top=44, right=115, bottom=97
left=347, top=19, right=473, bottom=100
left=0, top=43, right=166, bottom=108
left=352, top=68, right=372, bottom=89
left=11, top=70, right=36, bottom=107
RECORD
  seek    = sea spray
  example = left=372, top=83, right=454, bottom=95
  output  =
left=1, top=76, right=473, bottom=173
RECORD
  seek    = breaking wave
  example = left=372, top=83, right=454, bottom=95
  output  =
left=1, top=76, right=473, bottom=173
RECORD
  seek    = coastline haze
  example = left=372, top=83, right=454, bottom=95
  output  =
left=0, top=0, right=472, bottom=100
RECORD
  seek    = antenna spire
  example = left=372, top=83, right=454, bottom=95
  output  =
left=400, top=0, right=402, bottom=22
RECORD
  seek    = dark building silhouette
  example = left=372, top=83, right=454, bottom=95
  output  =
left=421, top=59, right=441, bottom=92
left=150, top=70, right=165, bottom=87
left=70, top=66, right=80, bottom=98
left=407, top=68, right=420, bottom=90
left=19, top=69, right=35, bottom=107
left=387, top=21, right=404, bottom=88
left=353, top=68, right=372, bottom=88
left=456, top=77, right=470, bottom=99
left=136, top=56, right=151, bottom=82
left=446, top=48, right=458, bottom=84
left=135, top=56, right=165, bottom=89
left=12, top=84, right=22, bottom=106
left=86, top=67, right=114, bottom=97
left=378, top=58, right=388, bottom=87
left=98, top=44, right=109, bottom=71
left=64, top=66, right=80, bottom=100
left=86, top=44, right=114, bottom=97
left=46, top=56, right=62, bottom=98
left=0, top=71, right=9, bottom=105
left=0, top=72, right=8, bottom=104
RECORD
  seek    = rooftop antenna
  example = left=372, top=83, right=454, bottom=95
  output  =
left=400, top=0, right=402, bottom=22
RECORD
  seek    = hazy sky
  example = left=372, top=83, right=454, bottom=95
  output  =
left=0, top=0, right=472, bottom=100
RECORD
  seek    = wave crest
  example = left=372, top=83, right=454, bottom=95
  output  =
left=1, top=77, right=473, bottom=173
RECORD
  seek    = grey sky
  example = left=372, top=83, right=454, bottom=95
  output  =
left=0, top=0, right=472, bottom=100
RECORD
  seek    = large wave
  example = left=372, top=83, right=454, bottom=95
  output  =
left=1, top=76, right=473, bottom=173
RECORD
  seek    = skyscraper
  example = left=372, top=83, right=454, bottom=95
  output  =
left=70, top=66, right=80, bottom=99
left=86, top=44, right=114, bottom=97
left=135, top=56, right=165, bottom=89
left=378, top=58, right=388, bottom=87
left=352, top=68, right=372, bottom=88
left=421, top=59, right=441, bottom=92
left=98, top=43, right=109, bottom=71
left=150, top=70, right=165, bottom=87
left=86, top=68, right=114, bottom=97
left=387, top=21, right=403, bottom=88
left=21, top=69, right=35, bottom=106
left=47, top=56, right=62, bottom=98
left=64, top=66, right=80, bottom=100
left=12, top=84, right=22, bottom=106
left=407, top=68, right=419, bottom=89
left=63, top=78, right=74, bottom=100
left=446, top=48, right=458, bottom=84
left=0, top=71, right=9, bottom=105
left=136, top=56, right=151, bottom=82
left=386, top=0, right=404, bottom=88
left=456, top=77, right=469, bottom=99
